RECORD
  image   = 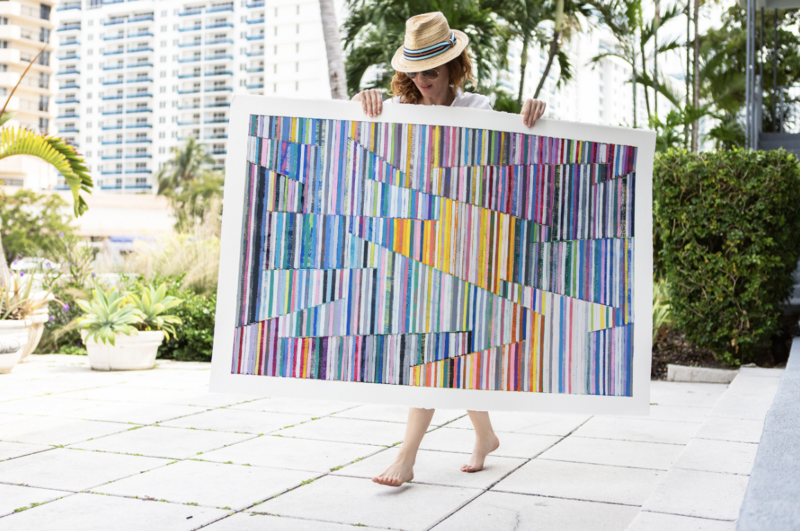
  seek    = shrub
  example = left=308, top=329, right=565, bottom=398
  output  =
left=655, top=148, right=800, bottom=364
left=0, top=190, right=75, bottom=263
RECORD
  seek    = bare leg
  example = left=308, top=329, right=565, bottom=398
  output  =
left=461, top=411, right=500, bottom=473
left=372, top=407, right=434, bottom=487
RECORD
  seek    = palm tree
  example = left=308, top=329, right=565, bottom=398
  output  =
left=156, top=137, right=215, bottom=196
left=319, top=0, right=348, bottom=99
left=637, top=3, right=683, bottom=121
left=342, top=0, right=507, bottom=96
left=0, top=47, right=92, bottom=278
left=532, top=0, right=590, bottom=100
left=493, top=0, right=546, bottom=105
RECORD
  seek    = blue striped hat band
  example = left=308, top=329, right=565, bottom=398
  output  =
left=403, top=32, right=457, bottom=62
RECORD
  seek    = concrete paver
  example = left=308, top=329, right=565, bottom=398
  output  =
left=642, top=468, right=750, bottom=521
left=537, top=436, right=683, bottom=470
left=572, top=417, right=701, bottom=445
left=205, top=513, right=386, bottom=530
left=0, top=484, right=65, bottom=518
left=277, top=417, right=408, bottom=446
left=159, top=408, right=312, bottom=434
left=229, top=397, right=358, bottom=416
left=0, top=442, right=51, bottom=461
left=627, top=511, right=738, bottom=530
left=0, top=416, right=131, bottom=446
left=419, top=427, right=562, bottom=458
left=333, top=404, right=465, bottom=426
left=672, top=439, right=759, bottom=476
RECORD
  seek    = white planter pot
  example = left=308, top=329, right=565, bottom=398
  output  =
left=0, top=320, right=30, bottom=374
left=19, top=307, right=49, bottom=362
left=82, top=330, right=164, bottom=371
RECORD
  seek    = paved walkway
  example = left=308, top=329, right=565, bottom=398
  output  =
left=0, top=355, right=782, bottom=530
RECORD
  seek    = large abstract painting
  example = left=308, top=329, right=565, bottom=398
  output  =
left=211, top=97, right=654, bottom=414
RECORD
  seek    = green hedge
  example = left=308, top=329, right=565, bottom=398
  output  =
left=655, top=148, right=800, bottom=364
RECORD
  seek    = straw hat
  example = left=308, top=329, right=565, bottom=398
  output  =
left=391, top=12, right=469, bottom=73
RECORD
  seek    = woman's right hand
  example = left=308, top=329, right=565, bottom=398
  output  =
left=352, top=89, right=383, bottom=118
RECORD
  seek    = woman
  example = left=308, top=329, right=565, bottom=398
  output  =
left=352, top=12, right=547, bottom=488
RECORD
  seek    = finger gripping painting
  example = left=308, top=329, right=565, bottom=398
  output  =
left=232, top=115, right=637, bottom=397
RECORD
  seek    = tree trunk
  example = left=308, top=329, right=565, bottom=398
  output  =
left=632, top=55, right=638, bottom=128
left=641, top=29, right=651, bottom=123
left=319, top=0, right=348, bottom=100
left=685, top=0, right=691, bottom=147
left=517, top=37, right=529, bottom=106
left=534, top=31, right=561, bottom=99
left=691, top=0, right=700, bottom=151
left=654, top=0, right=660, bottom=119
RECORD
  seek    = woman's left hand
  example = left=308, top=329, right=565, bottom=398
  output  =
left=521, top=98, right=547, bottom=127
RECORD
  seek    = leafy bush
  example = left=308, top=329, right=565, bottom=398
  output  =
left=0, top=190, right=76, bottom=264
left=655, top=148, right=800, bottom=364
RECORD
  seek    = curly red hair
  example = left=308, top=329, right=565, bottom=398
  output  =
left=389, top=49, right=475, bottom=104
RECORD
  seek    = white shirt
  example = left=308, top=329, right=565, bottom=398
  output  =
left=383, top=88, right=492, bottom=110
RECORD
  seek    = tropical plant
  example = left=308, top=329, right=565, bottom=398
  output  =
left=127, top=283, right=183, bottom=342
left=0, top=45, right=92, bottom=279
left=76, top=288, right=144, bottom=346
left=0, top=268, right=52, bottom=321
left=342, top=0, right=509, bottom=96
left=156, top=137, right=215, bottom=196
left=320, top=0, right=348, bottom=99
left=532, top=0, right=590, bottom=100
left=652, top=277, right=673, bottom=342
left=0, top=190, right=76, bottom=265
left=168, top=172, right=224, bottom=232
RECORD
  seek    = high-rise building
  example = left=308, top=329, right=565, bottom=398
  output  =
left=52, top=0, right=341, bottom=193
left=0, top=0, right=57, bottom=190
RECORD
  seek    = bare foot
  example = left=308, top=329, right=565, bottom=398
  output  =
left=372, top=454, right=414, bottom=487
left=461, top=435, right=500, bottom=473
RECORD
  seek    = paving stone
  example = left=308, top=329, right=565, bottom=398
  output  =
left=738, top=366, right=784, bottom=378
left=334, top=404, right=465, bottom=426
left=419, top=427, right=561, bottom=458
left=0, top=448, right=169, bottom=491
left=71, top=426, right=253, bottom=459
left=605, top=405, right=712, bottom=423
left=0, top=417, right=130, bottom=446
left=200, top=434, right=382, bottom=473
left=627, top=511, right=738, bottom=530
left=649, top=381, right=727, bottom=408
left=709, top=393, right=775, bottom=421
left=0, top=396, right=101, bottom=416
left=207, top=513, right=385, bottom=530
left=278, top=417, right=407, bottom=447
left=0, top=441, right=52, bottom=461
left=260, top=475, right=479, bottom=531
left=0, top=484, right=67, bottom=517
left=673, top=439, right=759, bottom=475
left=59, top=402, right=207, bottom=425
left=446, top=411, right=590, bottom=435
left=727, top=375, right=782, bottom=396
left=159, top=409, right=311, bottom=434
left=166, top=392, right=259, bottom=409
left=0, top=413, right=35, bottom=425
left=0, top=492, right=229, bottom=531
left=642, top=469, right=750, bottom=520
left=431, top=491, right=639, bottom=531
left=492, top=459, right=663, bottom=506
left=228, top=397, right=359, bottom=416
left=59, top=386, right=195, bottom=404
left=694, top=417, right=765, bottom=444
left=538, top=436, right=683, bottom=470
left=572, top=417, right=701, bottom=444
left=93, top=459, right=318, bottom=511
left=332, top=447, right=525, bottom=489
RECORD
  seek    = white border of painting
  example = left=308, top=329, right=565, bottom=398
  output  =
left=210, top=95, right=655, bottom=415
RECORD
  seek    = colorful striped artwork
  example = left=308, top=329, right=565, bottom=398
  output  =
left=234, top=114, right=638, bottom=397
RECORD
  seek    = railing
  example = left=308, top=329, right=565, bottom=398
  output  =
left=128, top=32, right=154, bottom=38
left=103, top=50, right=125, bottom=56
left=246, top=18, right=265, bottom=24
left=125, top=154, right=152, bottom=159
left=127, top=93, right=153, bottom=98
left=59, top=84, right=80, bottom=89
left=102, top=125, right=124, bottom=130
left=246, top=50, right=264, bottom=57
left=103, top=19, right=125, bottom=26
left=179, top=26, right=202, bottom=33
left=206, top=102, right=231, bottom=107
left=102, top=110, right=123, bottom=115
left=206, top=71, right=233, bottom=76
left=177, top=121, right=200, bottom=126
left=179, top=9, right=203, bottom=17
left=179, top=42, right=201, bottom=48
left=246, top=84, right=264, bottom=89
left=56, top=70, right=80, bottom=76
left=205, top=134, right=228, bottom=139
left=127, top=47, right=153, bottom=53
left=246, top=67, right=263, bottom=73
left=209, top=150, right=226, bottom=155
left=102, top=95, right=124, bottom=100
left=56, top=114, right=80, bottom=119
left=57, top=25, right=81, bottom=32
left=205, top=119, right=230, bottom=123
left=102, top=80, right=124, bottom=86
left=60, top=41, right=80, bottom=47
left=126, top=139, right=152, bottom=143
left=125, top=184, right=153, bottom=189
left=129, top=15, right=154, bottom=23
left=178, top=57, right=202, bottom=63
left=178, top=89, right=201, bottom=95
left=101, top=155, right=122, bottom=160
left=205, top=87, right=233, bottom=92
left=56, top=99, right=80, bottom=104
left=57, top=55, right=80, bottom=61
left=246, top=35, right=264, bottom=41
left=101, top=171, right=123, bottom=175
left=103, top=65, right=124, bottom=71
left=205, top=54, right=234, bottom=61
left=125, top=169, right=152, bottom=174
left=57, top=4, right=82, bottom=11
left=127, top=63, right=153, bottom=69
left=126, top=108, right=152, bottom=113
left=178, top=105, right=201, bottom=110
left=206, top=23, right=233, bottom=29
left=207, top=5, right=234, bottom=13
left=206, top=38, right=233, bottom=45
left=179, top=73, right=201, bottom=79
left=246, top=1, right=265, bottom=7
left=101, top=140, right=123, bottom=145
left=127, top=78, right=153, bottom=83
left=126, top=124, right=153, bottom=128
left=103, top=34, right=124, bottom=41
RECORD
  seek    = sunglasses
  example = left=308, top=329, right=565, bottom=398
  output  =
left=406, top=69, right=440, bottom=80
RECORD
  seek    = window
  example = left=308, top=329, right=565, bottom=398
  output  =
left=39, top=28, right=50, bottom=43
left=159, top=132, right=165, bottom=139
left=87, top=107, right=92, bottom=114
left=0, top=17, right=7, bottom=25
left=160, top=86, right=166, bottom=93
left=39, top=118, right=49, bottom=134
left=159, top=117, right=165, bottom=123
left=38, top=95, right=48, bottom=112
left=161, top=26, right=167, bottom=32
left=160, top=71, right=166, bottom=78
left=161, top=56, right=167, bottom=63
left=160, top=102, right=166, bottom=108
left=40, top=4, right=51, bottom=21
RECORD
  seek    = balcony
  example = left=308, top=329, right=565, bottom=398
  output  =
left=102, top=124, right=124, bottom=130
left=246, top=18, right=265, bottom=25
left=127, top=78, right=153, bottom=83
left=100, top=185, right=123, bottom=190
left=209, top=150, right=226, bottom=155
left=245, top=50, right=264, bottom=57
left=126, top=139, right=152, bottom=144
left=60, top=41, right=80, bottom=47
left=57, top=54, right=80, bottom=61
left=103, top=0, right=125, bottom=4
left=129, top=15, right=155, bottom=23
left=102, top=94, right=124, bottom=100
left=101, top=155, right=123, bottom=160
left=128, top=32, right=154, bottom=38
left=206, top=38, right=233, bottom=45
left=179, top=9, right=203, bottom=17
left=57, top=4, right=82, bottom=11
left=57, top=24, right=81, bottom=32
left=178, top=89, right=201, bottom=95
left=179, top=42, right=201, bottom=48
left=103, top=19, right=125, bottom=26
left=56, top=69, right=80, bottom=76
left=206, top=102, right=231, bottom=108
left=55, top=98, right=80, bottom=104
left=103, top=34, right=124, bottom=41
left=205, top=87, right=232, bottom=92
left=101, top=170, right=123, bottom=175
left=59, top=127, right=80, bottom=133
left=126, top=108, right=153, bottom=113
left=207, top=5, right=234, bottom=13
left=205, top=134, right=228, bottom=139
left=246, top=1, right=265, bottom=7
left=127, top=62, right=153, bottom=69
left=101, top=140, right=123, bottom=145
left=103, top=80, right=124, bottom=86
left=127, top=93, right=153, bottom=98
left=59, top=83, right=80, bottom=90
left=126, top=124, right=153, bottom=129
left=205, top=119, right=229, bottom=124
left=103, top=50, right=125, bottom=56
left=179, top=26, right=202, bottom=33
left=205, top=54, right=233, bottom=62
left=246, top=84, right=263, bottom=90
left=102, top=110, right=123, bottom=115
left=178, top=57, right=202, bottom=63
left=125, top=169, right=152, bottom=174
left=125, top=154, right=152, bottom=159
left=246, top=35, right=264, bottom=41
left=127, top=47, right=154, bottom=53
left=178, top=104, right=200, bottom=110
left=246, top=67, right=263, bottom=73
left=178, top=73, right=201, bottom=79
left=126, top=184, right=153, bottom=190
left=205, top=71, right=233, bottom=77
left=177, top=121, right=200, bottom=126
left=56, top=114, right=80, bottom=119
left=103, top=65, right=124, bottom=71
left=206, top=23, right=233, bottom=29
